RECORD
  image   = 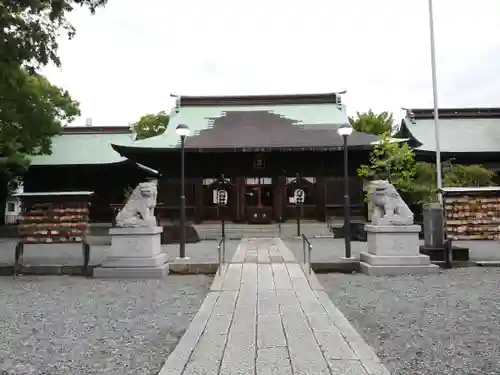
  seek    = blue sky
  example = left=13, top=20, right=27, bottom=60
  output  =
left=41, top=0, right=500, bottom=127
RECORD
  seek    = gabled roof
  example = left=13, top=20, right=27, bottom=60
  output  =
left=30, top=126, right=134, bottom=166
left=397, top=107, right=500, bottom=153
left=111, top=93, right=379, bottom=152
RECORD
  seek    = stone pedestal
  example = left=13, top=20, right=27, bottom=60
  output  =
left=360, top=224, right=439, bottom=276
left=94, top=226, right=168, bottom=279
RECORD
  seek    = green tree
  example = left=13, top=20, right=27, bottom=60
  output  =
left=349, top=110, right=394, bottom=135
left=133, top=111, right=169, bottom=140
left=0, top=0, right=106, bottom=168
left=0, top=69, right=80, bottom=171
left=0, top=0, right=105, bottom=223
left=358, top=133, right=498, bottom=203
left=414, top=161, right=496, bottom=202
left=357, top=133, right=418, bottom=199
left=1, top=0, right=108, bottom=71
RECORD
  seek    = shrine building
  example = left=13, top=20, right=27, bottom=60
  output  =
left=21, top=92, right=386, bottom=224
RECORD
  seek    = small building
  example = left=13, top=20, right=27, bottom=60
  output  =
left=4, top=181, right=23, bottom=225
left=111, top=93, right=380, bottom=224
left=397, top=107, right=500, bottom=169
left=22, top=125, right=150, bottom=222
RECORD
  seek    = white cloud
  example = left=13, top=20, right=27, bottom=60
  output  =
left=41, top=0, right=500, bottom=126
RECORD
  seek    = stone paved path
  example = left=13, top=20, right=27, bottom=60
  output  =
left=159, top=238, right=390, bottom=375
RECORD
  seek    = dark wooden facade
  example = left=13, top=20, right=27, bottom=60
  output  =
left=148, top=150, right=369, bottom=224
left=23, top=162, right=147, bottom=222
left=21, top=150, right=369, bottom=224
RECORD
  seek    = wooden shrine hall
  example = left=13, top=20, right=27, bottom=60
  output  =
left=110, top=93, right=380, bottom=224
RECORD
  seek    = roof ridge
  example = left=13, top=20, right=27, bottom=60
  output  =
left=179, top=93, right=339, bottom=107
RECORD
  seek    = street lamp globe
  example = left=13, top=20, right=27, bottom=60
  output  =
left=337, top=123, right=353, bottom=137
left=175, top=123, right=191, bottom=137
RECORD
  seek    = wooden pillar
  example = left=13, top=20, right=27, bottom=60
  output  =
left=194, top=178, right=203, bottom=223
left=316, top=175, right=326, bottom=221
left=273, top=175, right=286, bottom=222
left=235, top=176, right=245, bottom=222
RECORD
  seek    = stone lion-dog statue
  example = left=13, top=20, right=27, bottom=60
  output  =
left=115, top=180, right=158, bottom=228
left=367, top=180, right=414, bottom=225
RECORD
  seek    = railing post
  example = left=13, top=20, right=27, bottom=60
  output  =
left=222, top=235, right=226, bottom=266
left=217, top=242, right=221, bottom=275
left=308, top=244, right=312, bottom=275
left=302, top=236, right=306, bottom=264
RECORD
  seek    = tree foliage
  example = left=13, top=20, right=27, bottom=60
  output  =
left=0, top=0, right=106, bottom=172
left=0, top=68, right=80, bottom=171
left=414, top=162, right=496, bottom=202
left=358, top=133, right=497, bottom=203
left=349, top=109, right=394, bottom=135
left=133, top=111, right=169, bottom=140
left=1, top=0, right=108, bottom=71
left=357, top=133, right=419, bottom=199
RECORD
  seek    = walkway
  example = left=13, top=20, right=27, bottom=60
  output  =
left=159, top=238, right=389, bottom=375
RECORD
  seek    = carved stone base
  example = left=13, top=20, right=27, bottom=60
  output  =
left=94, top=226, right=169, bottom=279
left=360, top=224, right=439, bottom=276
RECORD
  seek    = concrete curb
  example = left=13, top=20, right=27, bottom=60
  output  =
left=1, top=259, right=488, bottom=277
left=0, top=265, right=96, bottom=277
left=0, top=261, right=367, bottom=277
left=476, top=261, right=500, bottom=267
left=168, top=262, right=219, bottom=274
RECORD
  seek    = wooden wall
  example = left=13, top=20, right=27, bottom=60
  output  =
left=23, top=162, right=145, bottom=222
left=21, top=150, right=371, bottom=223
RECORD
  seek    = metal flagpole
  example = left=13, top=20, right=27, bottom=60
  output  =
left=428, top=0, right=443, bottom=204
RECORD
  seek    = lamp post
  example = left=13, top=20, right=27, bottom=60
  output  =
left=338, top=123, right=354, bottom=259
left=175, top=123, right=190, bottom=259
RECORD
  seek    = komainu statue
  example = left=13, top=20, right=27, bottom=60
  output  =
left=367, top=180, right=414, bottom=225
left=115, top=180, right=158, bottom=228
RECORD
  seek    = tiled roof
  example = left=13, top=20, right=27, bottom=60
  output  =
left=111, top=93, right=379, bottom=152
left=30, top=130, right=134, bottom=166
left=398, top=108, right=500, bottom=153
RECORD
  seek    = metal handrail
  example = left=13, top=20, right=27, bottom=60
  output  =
left=217, top=235, right=226, bottom=275
left=301, top=234, right=313, bottom=275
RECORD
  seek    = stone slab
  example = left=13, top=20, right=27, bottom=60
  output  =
left=360, top=252, right=432, bottom=266
left=366, top=229, right=421, bottom=257
left=182, top=332, right=226, bottom=374
left=108, top=234, right=162, bottom=258
left=100, top=253, right=167, bottom=268
left=364, top=224, right=421, bottom=233
left=315, top=290, right=391, bottom=375
left=93, top=263, right=169, bottom=279
left=109, top=226, right=163, bottom=235
left=257, top=347, right=293, bottom=375
left=157, top=237, right=390, bottom=375
left=360, top=262, right=440, bottom=276
left=210, top=264, right=229, bottom=291
left=158, top=292, right=220, bottom=375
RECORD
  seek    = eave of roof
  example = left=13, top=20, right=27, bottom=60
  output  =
left=30, top=131, right=135, bottom=166
left=398, top=113, right=500, bottom=153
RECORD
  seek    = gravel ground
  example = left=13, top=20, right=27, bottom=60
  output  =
left=0, top=275, right=213, bottom=375
left=319, top=268, right=500, bottom=375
